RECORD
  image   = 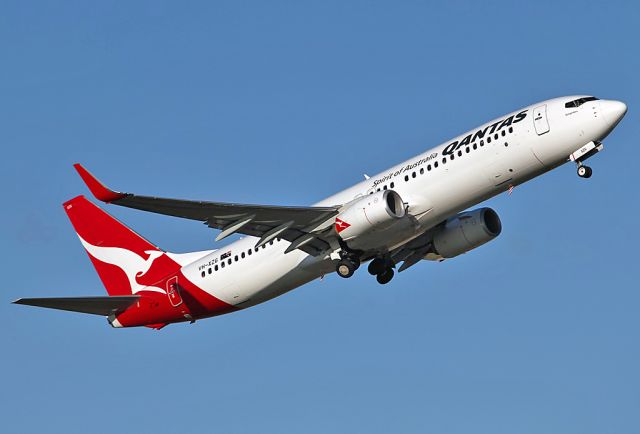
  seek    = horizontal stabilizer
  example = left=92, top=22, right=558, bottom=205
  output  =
left=13, top=295, right=140, bottom=316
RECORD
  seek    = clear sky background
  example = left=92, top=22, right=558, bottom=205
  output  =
left=1, top=1, right=638, bottom=433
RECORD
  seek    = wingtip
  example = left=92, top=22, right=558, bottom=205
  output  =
left=73, top=163, right=127, bottom=203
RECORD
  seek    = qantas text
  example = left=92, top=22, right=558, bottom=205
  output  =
left=442, top=110, right=528, bottom=155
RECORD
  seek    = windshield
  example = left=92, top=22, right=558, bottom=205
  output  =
left=565, top=96, right=599, bottom=108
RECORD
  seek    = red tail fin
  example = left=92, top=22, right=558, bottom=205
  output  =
left=63, top=196, right=181, bottom=296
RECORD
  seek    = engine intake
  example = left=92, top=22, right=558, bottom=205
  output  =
left=432, top=208, right=502, bottom=258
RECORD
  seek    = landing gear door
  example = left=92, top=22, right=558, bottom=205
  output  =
left=166, top=276, right=183, bottom=307
left=533, top=105, right=550, bottom=135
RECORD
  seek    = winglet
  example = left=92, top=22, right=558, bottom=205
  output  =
left=73, top=163, right=127, bottom=202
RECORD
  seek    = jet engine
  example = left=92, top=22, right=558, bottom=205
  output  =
left=336, top=190, right=406, bottom=248
left=431, top=208, right=502, bottom=258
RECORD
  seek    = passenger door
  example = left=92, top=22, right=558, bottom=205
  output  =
left=533, top=105, right=550, bottom=135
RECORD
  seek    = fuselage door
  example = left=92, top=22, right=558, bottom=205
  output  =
left=533, top=105, right=550, bottom=135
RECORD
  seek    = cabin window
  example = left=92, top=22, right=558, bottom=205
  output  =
left=215, top=265, right=219, bottom=271
left=487, top=137, right=492, bottom=143
left=404, top=175, right=409, bottom=181
left=420, top=168, right=424, bottom=175
left=427, top=164, right=432, bottom=171
left=390, top=182, right=394, bottom=188
left=473, top=143, right=477, bottom=150
left=208, top=268, right=212, bottom=274
left=221, top=262, right=225, bottom=268
left=201, top=271, right=205, bottom=278
left=434, top=161, right=439, bottom=168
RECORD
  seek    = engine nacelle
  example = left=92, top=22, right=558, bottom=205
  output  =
left=431, top=208, right=502, bottom=259
left=336, top=190, right=406, bottom=246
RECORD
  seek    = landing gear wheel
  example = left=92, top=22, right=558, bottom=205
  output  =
left=577, top=165, right=592, bottom=178
left=368, top=258, right=387, bottom=275
left=336, top=260, right=357, bottom=278
left=376, top=268, right=394, bottom=285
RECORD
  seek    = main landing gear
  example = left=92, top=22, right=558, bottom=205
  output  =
left=367, top=257, right=395, bottom=285
left=336, top=256, right=360, bottom=278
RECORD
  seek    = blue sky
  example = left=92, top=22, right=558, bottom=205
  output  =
left=2, top=1, right=639, bottom=433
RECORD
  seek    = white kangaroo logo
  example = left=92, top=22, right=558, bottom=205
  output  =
left=78, top=236, right=166, bottom=294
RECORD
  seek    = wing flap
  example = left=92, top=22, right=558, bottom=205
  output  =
left=13, top=295, right=141, bottom=316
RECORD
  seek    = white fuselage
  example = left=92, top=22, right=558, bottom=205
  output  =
left=181, top=96, right=624, bottom=310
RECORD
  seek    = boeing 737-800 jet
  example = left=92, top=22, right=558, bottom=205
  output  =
left=14, top=95, right=627, bottom=329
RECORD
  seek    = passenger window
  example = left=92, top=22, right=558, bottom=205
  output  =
left=208, top=268, right=212, bottom=274
left=420, top=168, right=424, bottom=175
left=390, top=182, right=394, bottom=188
left=508, top=127, right=513, bottom=133
left=504, top=142, right=509, bottom=147
left=201, top=271, right=205, bottom=278
left=412, top=172, right=416, bottom=178
left=434, top=161, right=439, bottom=168
left=234, top=255, right=238, bottom=262
left=487, top=137, right=492, bottom=143
left=427, top=164, right=432, bottom=171
left=228, top=259, right=232, bottom=265
left=501, top=130, right=506, bottom=137
left=270, top=240, right=274, bottom=245
left=494, top=133, right=498, bottom=140
left=473, top=143, right=477, bottom=150
left=248, top=249, right=252, bottom=256
left=442, top=158, right=447, bottom=164
left=465, top=147, right=470, bottom=153
left=404, top=175, right=409, bottom=181
left=221, top=262, right=225, bottom=268
left=480, top=140, right=484, bottom=146
left=241, top=252, right=245, bottom=259
left=457, top=150, right=462, bottom=157
left=215, top=265, right=219, bottom=271
left=383, top=185, right=387, bottom=190
left=450, top=154, right=454, bottom=161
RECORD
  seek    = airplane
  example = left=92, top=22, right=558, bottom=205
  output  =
left=14, top=95, right=627, bottom=329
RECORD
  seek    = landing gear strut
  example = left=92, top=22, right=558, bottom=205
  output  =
left=577, top=164, right=592, bottom=178
left=368, top=257, right=395, bottom=285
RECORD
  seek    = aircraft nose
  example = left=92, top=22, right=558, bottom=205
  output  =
left=601, top=100, right=628, bottom=127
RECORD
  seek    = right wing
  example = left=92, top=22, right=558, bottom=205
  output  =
left=74, top=164, right=341, bottom=256
left=13, top=296, right=140, bottom=316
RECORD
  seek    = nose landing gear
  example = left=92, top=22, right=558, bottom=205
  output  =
left=577, top=164, right=592, bottom=178
left=570, top=141, right=602, bottom=179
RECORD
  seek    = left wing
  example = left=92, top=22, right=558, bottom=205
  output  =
left=74, top=164, right=340, bottom=256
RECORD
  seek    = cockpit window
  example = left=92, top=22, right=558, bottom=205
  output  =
left=565, top=96, right=599, bottom=108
